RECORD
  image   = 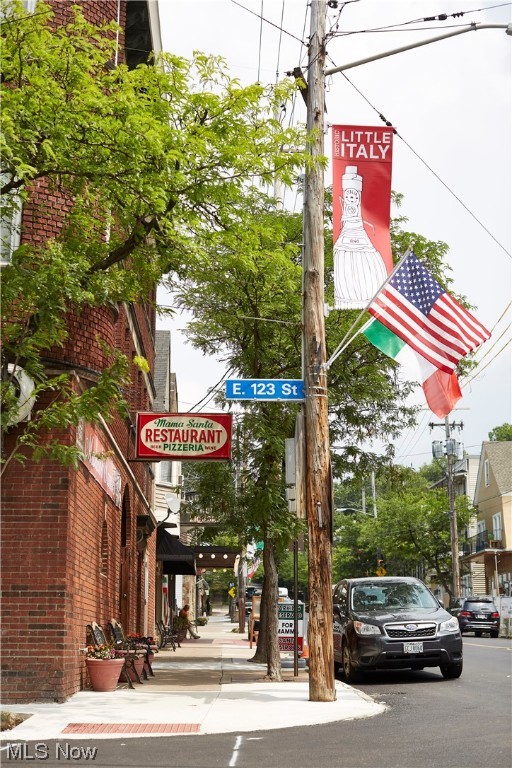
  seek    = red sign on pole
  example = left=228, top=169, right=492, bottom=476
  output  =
left=136, top=412, right=233, bottom=461
left=332, top=125, right=394, bottom=310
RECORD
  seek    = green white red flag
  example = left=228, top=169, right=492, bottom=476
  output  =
left=363, top=252, right=491, bottom=417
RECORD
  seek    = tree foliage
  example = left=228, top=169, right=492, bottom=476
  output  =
left=0, top=0, right=309, bottom=465
left=488, top=423, right=512, bottom=441
left=333, top=464, right=473, bottom=600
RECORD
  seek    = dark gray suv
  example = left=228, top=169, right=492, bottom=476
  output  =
left=451, top=596, right=500, bottom=637
left=333, top=576, right=463, bottom=681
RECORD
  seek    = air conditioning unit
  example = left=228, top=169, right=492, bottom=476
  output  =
left=6, top=364, right=35, bottom=425
left=489, top=540, right=502, bottom=549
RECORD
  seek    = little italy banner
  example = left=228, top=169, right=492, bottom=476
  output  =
left=332, top=125, right=394, bottom=309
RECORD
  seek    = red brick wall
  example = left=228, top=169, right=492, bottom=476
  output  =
left=1, top=404, right=157, bottom=702
left=0, top=0, right=158, bottom=703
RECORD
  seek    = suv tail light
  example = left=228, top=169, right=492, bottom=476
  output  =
left=459, top=611, right=472, bottom=617
left=491, top=612, right=500, bottom=619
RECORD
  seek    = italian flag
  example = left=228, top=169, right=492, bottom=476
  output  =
left=363, top=318, right=462, bottom=418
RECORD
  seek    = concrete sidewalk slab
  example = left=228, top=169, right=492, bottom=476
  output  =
left=0, top=613, right=384, bottom=740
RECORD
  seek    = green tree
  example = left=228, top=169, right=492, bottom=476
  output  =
left=171, top=182, right=469, bottom=673
left=1, top=1, right=309, bottom=468
left=488, top=423, right=512, bottom=441
left=355, top=466, right=472, bottom=601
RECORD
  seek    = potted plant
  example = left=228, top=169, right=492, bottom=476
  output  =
left=172, top=615, right=189, bottom=643
left=84, top=645, right=125, bottom=692
left=196, top=616, right=208, bottom=627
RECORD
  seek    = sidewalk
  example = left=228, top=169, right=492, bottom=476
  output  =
left=0, top=613, right=384, bottom=740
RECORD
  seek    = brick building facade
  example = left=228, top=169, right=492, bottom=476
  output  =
left=1, top=0, right=162, bottom=703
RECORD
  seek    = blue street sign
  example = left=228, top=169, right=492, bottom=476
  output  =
left=225, top=379, right=304, bottom=402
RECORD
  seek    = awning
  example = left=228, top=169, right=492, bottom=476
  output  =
left=156, top=527, right=196, bottom=575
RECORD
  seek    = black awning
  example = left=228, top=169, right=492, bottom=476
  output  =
left=156, top=527, right=196, bottom=575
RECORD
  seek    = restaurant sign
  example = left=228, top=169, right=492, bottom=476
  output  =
left=136, top=412, right=233, bottom=461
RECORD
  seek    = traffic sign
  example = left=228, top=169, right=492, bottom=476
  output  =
left=376, top=566, right=387, bottom=577
left=226, top=379, right=304, bottom=401
left=228, top=587, right=236, bottom=598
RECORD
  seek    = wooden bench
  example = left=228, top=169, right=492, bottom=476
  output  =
left=86, top=622, right=141, bottom=689
left=156, top=619, right=180, bottom=651
left=107, top=619, right=156, bottom=678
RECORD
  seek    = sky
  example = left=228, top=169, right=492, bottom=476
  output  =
left=155, top=0, right=511, bottom=469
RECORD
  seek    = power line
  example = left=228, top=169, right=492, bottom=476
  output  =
left=326, top=65, right=511, bottom=259
left=257, top=0, right=264, bottom=82
left=229, top=0, right=306, bottom=45
left=187, top=365, right=235, bottom=413
left=328, top=3, right=512, bottom=36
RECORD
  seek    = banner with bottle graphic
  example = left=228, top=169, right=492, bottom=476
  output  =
left=332, top=125, right=394, bottom=309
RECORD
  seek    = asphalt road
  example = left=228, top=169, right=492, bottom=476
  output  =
left=3, top=636, right=510, bottom=768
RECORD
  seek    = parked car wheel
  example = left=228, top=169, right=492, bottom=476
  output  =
left=342, top=642, right=360, bottom=683
left=475, top=631, right=482, bottom=637
left=490, top=630, right=499, bottom=638
left=440, top=661, right=463, bottom=679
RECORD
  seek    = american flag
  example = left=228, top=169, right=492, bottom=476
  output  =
left=368, top=252, right=491, bottom=373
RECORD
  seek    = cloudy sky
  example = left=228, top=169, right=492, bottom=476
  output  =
left=156, top=0, right=511, bottom=469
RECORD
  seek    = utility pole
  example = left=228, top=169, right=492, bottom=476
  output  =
left=431, top=418, right=463, bottom=602
left=303, top=0, right=335, bottom=702
left=298, top=0, right=511, bottom=704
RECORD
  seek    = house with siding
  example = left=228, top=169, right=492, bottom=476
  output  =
left=463, top=442, right=512, bottom=604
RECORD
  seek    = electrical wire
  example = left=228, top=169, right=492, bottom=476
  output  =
left=461, top=339, right=511, bottom=389
left=326, top=65, right=511, bottom=260
left=329, top=3, right=512, bottom=37
left=467, top=319, right=511, bottom=368
left=275, top=0, right=285, bottom=83
left=257, top=0, right=264, bottom=82
left=186, top=365, right=236, bottom=413
left=229, top=0, right=306, bottom=45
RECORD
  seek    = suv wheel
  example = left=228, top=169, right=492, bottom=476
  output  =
left=440, top=660, right=463, bottom=679
left=490, top=630, right=499, bottom=638
left=342, top=642, right=360, bottom=683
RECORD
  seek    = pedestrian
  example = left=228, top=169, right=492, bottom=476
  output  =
left=179, top=604, right=200, bottom=639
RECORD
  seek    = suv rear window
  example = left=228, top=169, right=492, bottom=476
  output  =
left=464, top=600, right=497, bottom=610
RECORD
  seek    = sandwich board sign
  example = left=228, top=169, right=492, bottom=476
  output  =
left=278, top=601, right=304, bottom=653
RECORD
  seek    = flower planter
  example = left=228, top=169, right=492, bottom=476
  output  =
left=85, top=658, right=125, bottom=692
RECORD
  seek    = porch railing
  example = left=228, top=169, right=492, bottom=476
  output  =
left=462, top=529, right=503, bottom=556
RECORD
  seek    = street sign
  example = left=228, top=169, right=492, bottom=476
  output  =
left=225, top=379, right=304, bottom=402
left=376, top=566, right=387, bottom=577
left=228, top=587, right=236, bottom=598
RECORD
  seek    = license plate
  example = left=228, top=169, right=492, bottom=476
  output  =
left=476, top=614, right=486, bottom=619
left=403, top=642, right=423, bottom=654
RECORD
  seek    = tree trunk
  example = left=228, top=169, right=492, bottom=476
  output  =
left=263, top=537, right=282, bottom=680
left=249, top=535, right=282, bottom=681
left=249, top=572, right=267, bottom=663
